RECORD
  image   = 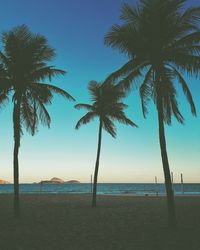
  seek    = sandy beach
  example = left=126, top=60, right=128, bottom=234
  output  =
left=0, top=194, right=199, bottom=250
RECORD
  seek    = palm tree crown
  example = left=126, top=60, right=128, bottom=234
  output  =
left=0, top=25, right=75, bottom=135
left=75, top=81, right=137, bottom=136
left=105, top=0, right=199, bottom=123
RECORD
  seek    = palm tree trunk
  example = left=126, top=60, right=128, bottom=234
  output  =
left=13, top=100, right=21, bottom=218
left=157, top=104, right=177, bottom=228
left=92, top=119, right=103, bottom=207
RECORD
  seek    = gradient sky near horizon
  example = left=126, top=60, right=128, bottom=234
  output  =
left=0, top=0, right=199, bottom=183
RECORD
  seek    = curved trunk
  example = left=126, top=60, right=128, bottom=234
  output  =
left=92, top=119, right=103, bottom=207
left=13, top=99, right=21, bottom=218
left=157, top=98, right=177, bottom=228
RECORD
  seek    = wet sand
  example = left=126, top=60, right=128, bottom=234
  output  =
left=0, top=194, right=199, bottom=250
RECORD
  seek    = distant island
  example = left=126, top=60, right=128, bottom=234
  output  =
left=0, top=179, right=10, bottom=184
left=39, top=177, right=80, bottom=184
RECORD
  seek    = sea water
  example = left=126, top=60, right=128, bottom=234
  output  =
left=0, top=183, right=200, bottom=196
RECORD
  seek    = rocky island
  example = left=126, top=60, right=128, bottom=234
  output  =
left=39, top=177, right=80, bottom=184
left=0, top=180, right=10, bottom=184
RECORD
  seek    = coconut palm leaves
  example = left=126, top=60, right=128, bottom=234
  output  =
left=75, top=81, right=136, bottom=137
left=75, top=81, right=137, bottom=207
left=105, top=0, right=199, bottom=111
left=0, top=25, right=74, bottom=217
left=105, top=0, right=200, bottom=227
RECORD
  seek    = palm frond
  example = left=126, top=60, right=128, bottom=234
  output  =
left=140, top=67, right=153, bottom=118
left=36, top=98, right=51, bottom=128
left=75, top=112, right=97, bottom=130
left=0, top=52, right=11, bottom=67
left=172, top=67, right=196, bottom=116
left=105, top=24, right=136, bottom=56
left=74, top=103, right=93, bottom=111
left=31, top=67, right=65, bottom=81
left=0, top=92, right=9, bottom=108
left=168, top=54, right=200, bottom=76
left=104, top=59, right=136, bottom=84
left=172, top=31, right=200, bottom=48
left=20, top=95, right=36, bottom=135
left=36, top=83, right=75, bottom=101
left=29, top=83, right=53, bottom=104
left=170, top=95, right=184, bottom=124
left=117, top=64, right=144, bottom=92
left=102, top=117, right=116, bottom=138
left=120, top=2, right=141, bottom=26
left=180, top=6, right=200, bottom=28
left=110, top=112, right=138, bottom=127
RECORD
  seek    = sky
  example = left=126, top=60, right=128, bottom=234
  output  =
left=0, top=0, right=199, bottom=183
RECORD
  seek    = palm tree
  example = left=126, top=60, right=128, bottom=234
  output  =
left=0, top=25, right=75, bottom=218
left=75, top=81, right=137, bottom=207
left=104, top=0, right=200, bottom=228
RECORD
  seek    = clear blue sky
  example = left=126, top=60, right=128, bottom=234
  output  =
left=0, top=0, right=199, bottom=183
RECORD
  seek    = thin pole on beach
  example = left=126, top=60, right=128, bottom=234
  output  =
left=171, top=172, right=174, bottom=192
left=155, top=176, right=158, bottom=196
left=181, top=173, right=184, bottom=194
left=90, top=174, right=93, bottom=194
left=171, top=172, right=173, bottom=184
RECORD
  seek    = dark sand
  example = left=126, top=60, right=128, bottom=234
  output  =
left=0, top=194, right=199, bottom=250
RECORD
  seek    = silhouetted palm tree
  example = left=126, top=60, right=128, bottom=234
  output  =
left=75, top=81, right=137, bottom=207
left=105, top=0, right=199, bottom=227
left=0, top=25, right=75, bottom=218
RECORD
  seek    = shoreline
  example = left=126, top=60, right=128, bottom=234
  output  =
left=1, top=183, right=199, bottom=196
left=2, top=191, right=200, bottom=198
left=0, top=192, right=200, bottom=197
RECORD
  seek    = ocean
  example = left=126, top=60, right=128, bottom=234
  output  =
left=0, top=183, right=200, bottom=196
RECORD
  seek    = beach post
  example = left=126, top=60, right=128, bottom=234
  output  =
left=90, top=174, right=93, bottom=194
left=181, top=173, right=184, bottom=194
left=171, top=172, right=173, bottom=184
left=171, top=172, right=174, bottom=192
left=155, top=176, right=158, bottom=196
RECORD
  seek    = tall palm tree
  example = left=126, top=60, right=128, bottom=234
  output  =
left=75, top=81, right=137, bottom=207
left=105, top=0, right=200, bottom=228
left=0, top=25, right=75, bottom=218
